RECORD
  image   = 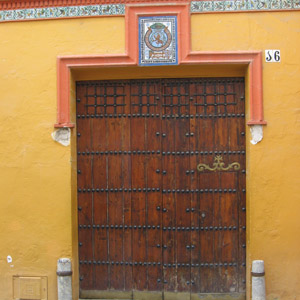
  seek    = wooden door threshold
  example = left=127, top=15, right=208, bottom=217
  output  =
left=80, top=291, right=245, bottom=300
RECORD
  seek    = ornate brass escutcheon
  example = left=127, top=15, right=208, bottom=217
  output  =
left=197, top=155, right=241, bottom=172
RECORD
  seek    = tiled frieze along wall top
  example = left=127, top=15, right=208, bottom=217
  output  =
left=0, top=0, right=189, bottom=10
left=0, top=4, right=125, bottom=21
left=191, top=0, right=300, bottom=12
left=0, top=0, right=299, bottom=22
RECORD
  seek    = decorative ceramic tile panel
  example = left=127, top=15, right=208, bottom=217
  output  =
left=191, top=0, right=300, bottom=11
left=139, top=16, right=178, bottom=66
left=0, top=4, right=125, bottom=22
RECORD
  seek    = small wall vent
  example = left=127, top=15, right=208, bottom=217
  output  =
left=13, top=276, right=47, bottom=300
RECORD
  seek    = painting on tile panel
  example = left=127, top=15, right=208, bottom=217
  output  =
left=139, top=16, right=178, bottom=66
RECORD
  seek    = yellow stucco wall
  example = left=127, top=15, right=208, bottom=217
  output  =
left=0, top=10, right=299, bottom=300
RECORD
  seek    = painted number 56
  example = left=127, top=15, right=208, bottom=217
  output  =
left=265, top=50, right=281, bottom=63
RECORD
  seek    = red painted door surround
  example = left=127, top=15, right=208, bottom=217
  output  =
left=54, top=3, right=266, bottom=128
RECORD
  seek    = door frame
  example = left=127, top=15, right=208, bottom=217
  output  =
left=53, top=4, right=267, bottom=299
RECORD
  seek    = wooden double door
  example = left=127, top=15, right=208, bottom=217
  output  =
left=76, top=78, right=246, bottom=299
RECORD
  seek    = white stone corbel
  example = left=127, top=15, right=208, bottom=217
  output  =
left=250, top=125, right=263, bottom=145
left=52, top=128, right=71, bottom=146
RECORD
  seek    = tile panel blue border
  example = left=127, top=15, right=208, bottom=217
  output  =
left=139, top=16, right=178, bottom=66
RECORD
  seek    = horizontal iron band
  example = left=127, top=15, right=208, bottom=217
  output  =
left=79, top=261, right=241, bottom=267
left=77, top=79, right=244, bottom=86
left=251, top=272, right=265, bottom=277
left=77, top=150, right=245, bottom=156
left=79, top=224, right=242, bottom=231
left=83, top=96, right=237, bottom=104
left=77, top=113, right=245, bottom=119
left=56, top=270, right=73, bottom=276
left=77, top=188, right=239, bottom=193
